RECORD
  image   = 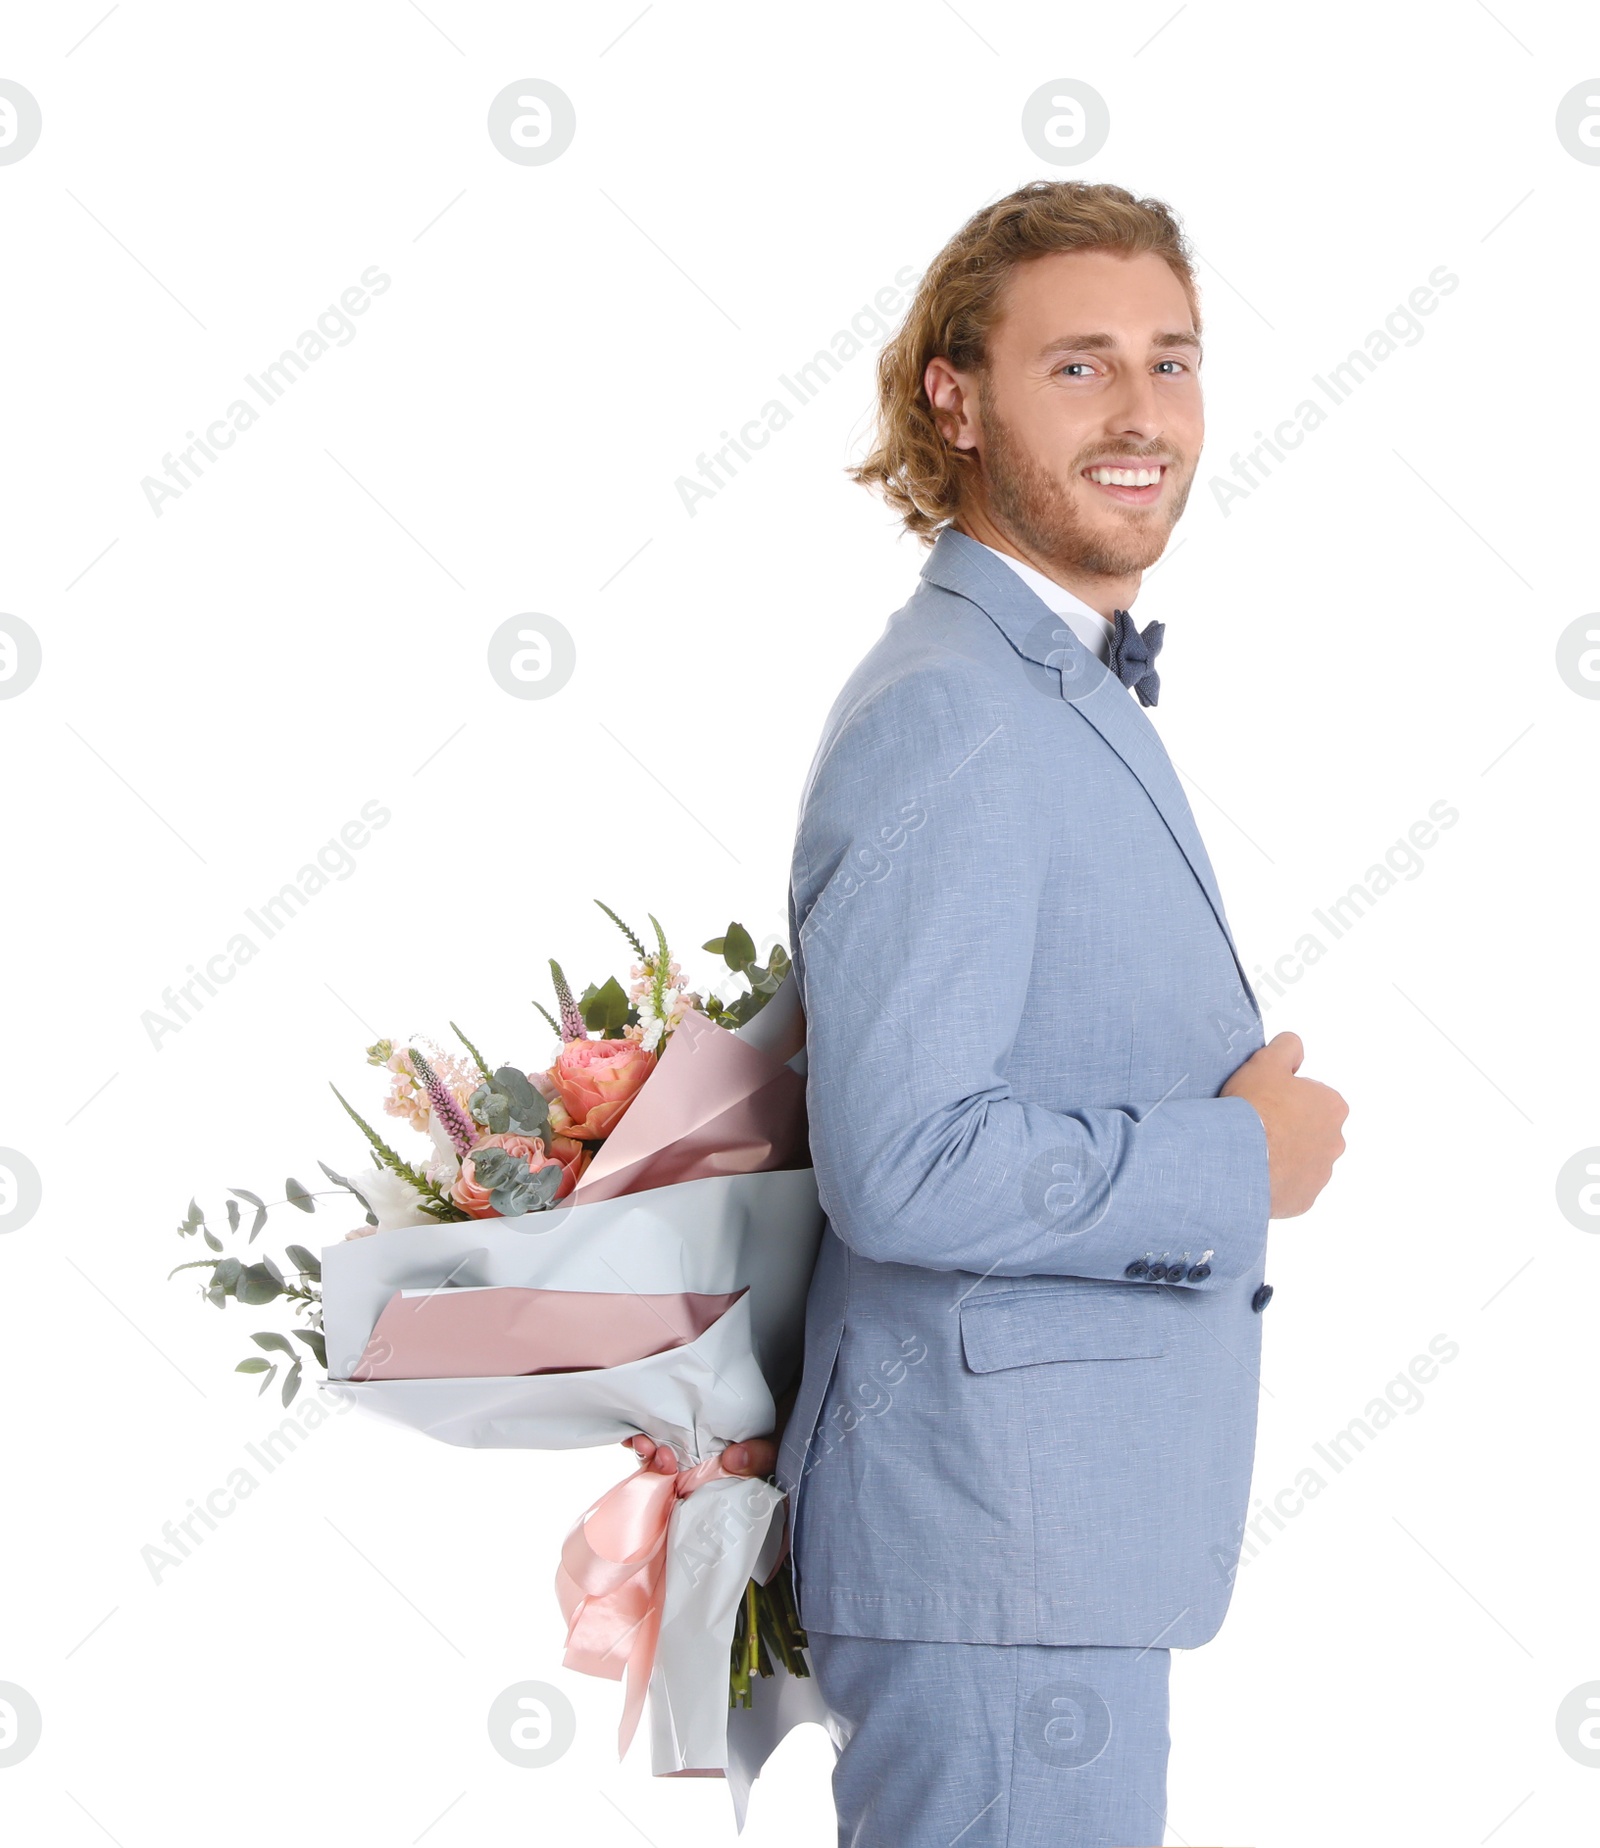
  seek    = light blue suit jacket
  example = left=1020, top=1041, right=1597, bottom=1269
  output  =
left=775, top=526, right=1273, bottom=1649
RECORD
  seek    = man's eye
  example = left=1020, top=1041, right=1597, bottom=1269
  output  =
left=1154, top=359, right=1186, bottom=375
left=1057, top=362, right=1095, bottom=377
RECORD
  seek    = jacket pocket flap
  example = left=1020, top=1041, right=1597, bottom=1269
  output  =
left=959, top=1286, right=1171, bottom=1373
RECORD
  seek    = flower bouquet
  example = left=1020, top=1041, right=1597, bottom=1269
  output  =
left=170, top=904, right=841, bottom=1825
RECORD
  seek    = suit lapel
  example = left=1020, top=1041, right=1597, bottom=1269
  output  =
left=920, top=528, right=1258, bottom=1012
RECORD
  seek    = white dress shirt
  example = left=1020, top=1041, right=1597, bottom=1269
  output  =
left=976, top=540, right=1115, bottom=664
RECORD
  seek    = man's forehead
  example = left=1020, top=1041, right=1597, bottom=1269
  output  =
left=1032, top=328, right=1202, bottom=359
left=994, top=251, right=1200, bottom=352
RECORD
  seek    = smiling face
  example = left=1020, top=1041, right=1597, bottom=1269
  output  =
left=930, top=247, right=1204, bottom=586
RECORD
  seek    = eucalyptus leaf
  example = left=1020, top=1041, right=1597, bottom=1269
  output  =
left=292, top=1329, right=328, bottom=1369
left=251, top=1331, right=298, bottom=1357
left=317, top=1160, right=364, bottom=1199
left=281, top=1359, right=303, bottom=1408
left=236, top=1357, right=271, bottom=1374
left=469, top=1066, right=550, bottom=1139
left=469, top=1082, right=508, bottom=1135
left=468, top=1146, right=564, bottom=1218
left=225, top=1199, right=240, bottom=1235
left=203, top=1229, right=223, bottom=1252
left=235, top=1263, right=283, bottom=1306
left=722, top=922, right=757, bottom=970
left=224, top=1191, right=269, bottom=1241
left=285, top=1177, right=316, bottom=1214
left=579, top=975, right=633, bottom=1037
left=284, top=1243, right=321, bottom=1283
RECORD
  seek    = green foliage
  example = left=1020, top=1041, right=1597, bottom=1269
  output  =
left=464, top=1145, right=565, bottom=1218
left=317, top=1161, right=374, bottom=1225
left=235, top=1260, right=284, bottom=1305
left=284, top=1243, right=321, bottom=1282
left=707, top=923, right=756, bottom=969
left=328, top=1084, right=467, bottom=1222
left=228, top=1188, right=268, bottom=1241
left=173, top=1191, right=326, bottom=1408
left=579, top=975, right=636, bottom=1038
left=450, top=1020, right=494, bottom=1082
left=594, top=899, right=648, bottom=962
left=469, top=1066, right=551, bottom=1139
left=701, top=924, right=792, bottom=1029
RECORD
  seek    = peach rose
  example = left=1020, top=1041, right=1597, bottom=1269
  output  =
left=547, top=1038, right=656, bottom=1140
left=450, top=1133, right=573, bottom=1218
left=547, top=1133, right=593, bottom=1196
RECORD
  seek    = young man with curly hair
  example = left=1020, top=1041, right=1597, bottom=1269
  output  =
left=642, top=179, right=1347, bottom=1846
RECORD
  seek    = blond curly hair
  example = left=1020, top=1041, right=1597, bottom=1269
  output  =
left=849, top=180, right=1201, bottom=544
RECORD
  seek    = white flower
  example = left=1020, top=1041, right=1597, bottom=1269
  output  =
left=350, top=1165, right=438, bottom=1233
left=423, top=1149, right=460, bottom=1190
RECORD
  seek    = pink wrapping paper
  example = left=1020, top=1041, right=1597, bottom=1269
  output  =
left=350, top=1286, right=746, bottom=1380
left=569, top=1008, right=809, bottom=1205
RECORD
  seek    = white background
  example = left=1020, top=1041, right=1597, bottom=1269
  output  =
left=1, top=3, right=1595, bottom=1843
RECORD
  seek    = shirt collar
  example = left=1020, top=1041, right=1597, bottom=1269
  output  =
left=973, top=541, right=1114, bottom=664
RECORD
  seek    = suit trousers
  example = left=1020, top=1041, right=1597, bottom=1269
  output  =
left=805, top=1629, right=1171, bottom=1848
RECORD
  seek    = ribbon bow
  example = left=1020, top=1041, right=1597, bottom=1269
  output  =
left=555, top=1445, right=739, bottom=1757
left=1109, top=608, right=1165, bottom=707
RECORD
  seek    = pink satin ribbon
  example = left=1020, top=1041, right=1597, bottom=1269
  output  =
left=555, top=1445, right=739, bottom=1757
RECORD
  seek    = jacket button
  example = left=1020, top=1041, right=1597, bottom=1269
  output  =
left=1124, top=1259, right=1149, bottom=1278
left=1188, top=1262, right=1211, bottom=1281
left=1252, top=1283, right=1274, bottom=1313
left=1149, top=1262, right=1169, bottom=1281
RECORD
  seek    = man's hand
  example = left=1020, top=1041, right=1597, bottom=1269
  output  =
left=623, top=1432, right=779, bottom=1477
left=1221, top=1031, right=1348, bottom=1218
left=620, top=1382, right=796, bottom=1480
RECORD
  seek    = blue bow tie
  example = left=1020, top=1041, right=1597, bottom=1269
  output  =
left=1108, top=609, right=1164, bottom=707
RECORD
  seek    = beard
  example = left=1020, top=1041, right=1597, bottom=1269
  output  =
left=975, top=375, right=1193, bottom=580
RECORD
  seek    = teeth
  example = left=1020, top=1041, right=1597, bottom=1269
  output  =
left=1088, top=466, right=1163, bottom=487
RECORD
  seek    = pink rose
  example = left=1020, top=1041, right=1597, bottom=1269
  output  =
left=547, top=1038, right=656, bottom=1140
left=547, top=1134, right=593, bottom=1196
left=450, top=1133, right=574, bottom=1218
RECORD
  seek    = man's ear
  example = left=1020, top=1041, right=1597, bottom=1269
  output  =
left=924, top=357, right=979, bottom=453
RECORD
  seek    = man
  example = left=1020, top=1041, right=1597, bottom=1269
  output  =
left=640, top=179, right=1347, bottom=1844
